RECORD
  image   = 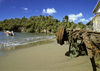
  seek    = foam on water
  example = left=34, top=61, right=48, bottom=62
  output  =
left=0, top=32, right=55, bottom=49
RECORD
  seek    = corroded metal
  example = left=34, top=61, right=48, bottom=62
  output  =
left=56, top=26, right=100, bottom=71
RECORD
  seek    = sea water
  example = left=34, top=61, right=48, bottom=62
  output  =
left=0, top=31, right=55, bottom=50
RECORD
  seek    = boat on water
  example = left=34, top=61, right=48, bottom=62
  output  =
left=5, top=31, right=14, bottom=36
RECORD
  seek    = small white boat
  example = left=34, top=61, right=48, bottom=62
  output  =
left=5, top=31, right=14, bottom=36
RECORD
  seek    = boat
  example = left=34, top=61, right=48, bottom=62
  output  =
left=5, top=31, right=14, bottom=36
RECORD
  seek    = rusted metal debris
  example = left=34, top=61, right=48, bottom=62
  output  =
left=56, top=26, right=100, bottom=71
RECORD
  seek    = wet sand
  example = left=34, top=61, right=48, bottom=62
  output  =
left=0, top=39, right=98, bottom=71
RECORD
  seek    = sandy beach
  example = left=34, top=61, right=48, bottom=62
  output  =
left=0, top=39, right=98, bottom=71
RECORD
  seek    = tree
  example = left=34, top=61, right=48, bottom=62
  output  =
left=62, top=16, right=69, bottom=23
left=0, top=15, right=83, bottom=33
left=78, top=22, right=86, bottom=29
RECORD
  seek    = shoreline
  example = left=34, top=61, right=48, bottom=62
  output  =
left=0, top=39, right=95, bottom=71
left=0, top=38, right=55, bottom=56
left=14, top=39, right=55, bottom=49
left=0, top=38, right=55, bottom=51
left=0, top=31, right=55, bottom=50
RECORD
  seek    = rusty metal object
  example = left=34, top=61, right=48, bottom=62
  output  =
left=56, top=26, right=68, bottom=45
left=56, top=26, right=100, bottom=71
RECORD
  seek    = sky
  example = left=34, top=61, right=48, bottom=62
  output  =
left=0, top=0, right=98, bottom=24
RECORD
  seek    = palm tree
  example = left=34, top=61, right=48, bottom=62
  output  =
left=63, top=16, right=69, bottom=23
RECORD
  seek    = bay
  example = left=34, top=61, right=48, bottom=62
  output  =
left=0, top=31, right=55, bottom=50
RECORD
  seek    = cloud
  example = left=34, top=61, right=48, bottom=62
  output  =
left=42, top=8, right=56, bottom=15
left=68, top=13, right=83, bottom=22
left=78, top=18, right=89, bottom=22
left=68, top=12, right=93, bottom=24
left=23, top=8, right=28, bottom=11
left=78, top=17, right=93, bottom=23
left=89, top=17, right=93, bottom=20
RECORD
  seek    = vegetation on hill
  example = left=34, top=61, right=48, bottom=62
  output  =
left=0, top=15, right=86, bottom=33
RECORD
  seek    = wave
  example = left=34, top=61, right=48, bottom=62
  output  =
left=0, top=32, right=55, bottom=50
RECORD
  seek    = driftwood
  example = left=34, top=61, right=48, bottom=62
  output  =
left=56, top=26, right=100, bottom=71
